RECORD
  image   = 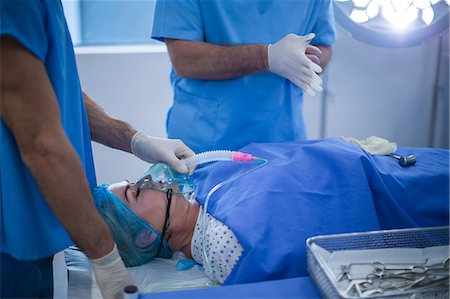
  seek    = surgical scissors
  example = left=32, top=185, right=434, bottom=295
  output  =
left=372, top=258, right=449, bottom=275
left=338, top=258, right=449, bottom=298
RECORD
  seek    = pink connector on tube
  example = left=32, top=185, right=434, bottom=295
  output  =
left=183, top=150, right=262, bottom=168
left=232, top=151, right=254, bottom=162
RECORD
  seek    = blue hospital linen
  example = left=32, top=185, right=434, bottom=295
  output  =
left=152, top=0, right=336, bottom=153
left=0, top=0, right=96, bottom=260
left=193, top=139, right=449, bottom=284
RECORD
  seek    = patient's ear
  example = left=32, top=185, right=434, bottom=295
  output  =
left=135, top=230, right=157, bottom=248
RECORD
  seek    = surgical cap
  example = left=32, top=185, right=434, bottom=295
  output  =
left=92, top=184, right=172, bottom=267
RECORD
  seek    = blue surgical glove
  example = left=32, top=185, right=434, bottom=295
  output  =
left=176, top=259, right=198, bottom=271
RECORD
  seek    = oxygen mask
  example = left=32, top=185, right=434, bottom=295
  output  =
left=135, top=162, right=196, bottom=200
left=135, top=150, right=264, bottom=201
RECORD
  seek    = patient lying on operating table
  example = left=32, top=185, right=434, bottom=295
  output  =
left=93, top=138, right=449, bottom=285
left=94, top=179, right=241, bottom=284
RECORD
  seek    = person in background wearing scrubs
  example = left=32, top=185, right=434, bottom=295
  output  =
left=152, top=0, right=336, bottom=153
left=0, top=1, right=194, bottom=298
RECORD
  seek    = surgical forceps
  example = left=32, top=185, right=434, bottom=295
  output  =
left=337, top=259, right=429, bottom=281
left=372, top=258, right=449, bottom=275
left=338, top=258, right=449, bottom=297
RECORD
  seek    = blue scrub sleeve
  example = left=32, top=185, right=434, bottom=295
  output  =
left=311, top=0, right=336, bottom=46
left=0, top=0, right=48, bottom=62
left=151, top=0, right=204, bottom=42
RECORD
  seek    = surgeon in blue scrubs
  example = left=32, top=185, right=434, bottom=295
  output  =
left=0, top=1, right=194, bottom=298
left=152, top=0, right=336, bottom=153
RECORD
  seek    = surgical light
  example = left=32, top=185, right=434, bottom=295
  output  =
left=333, top=0, right=449, bottom=47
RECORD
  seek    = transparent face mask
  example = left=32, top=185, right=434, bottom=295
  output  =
left=135, top=162, right=196, bottom=200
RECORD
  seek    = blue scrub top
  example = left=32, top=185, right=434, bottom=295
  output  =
left=0, top=0, right=96, bottom=260
left=152, top=0, right=336, bottom=153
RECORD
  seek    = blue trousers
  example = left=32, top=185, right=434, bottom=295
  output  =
left=1, top=252, right=53, bottom=298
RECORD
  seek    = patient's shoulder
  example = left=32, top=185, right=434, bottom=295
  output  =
left=191, top=208, right=243, bottom=283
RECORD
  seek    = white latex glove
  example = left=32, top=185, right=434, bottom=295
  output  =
left=268, top=33, right=323, bottom=96
left=90, top=244, right=136, bottom=299
left=341, top=136, right=398, bottom=155
left=131, top=131, right=195, bottom=174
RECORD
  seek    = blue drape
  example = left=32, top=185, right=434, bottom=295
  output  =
left=193, top=139, right=449, bottom=284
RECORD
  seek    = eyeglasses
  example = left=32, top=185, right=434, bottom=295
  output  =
left=155, top=188, right=172, bottom=257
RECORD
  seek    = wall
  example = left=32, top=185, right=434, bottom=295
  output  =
left=320, top=27, right=449, bottom=148
left=76, top=48, right=173, bottom=183
left=75, top=28, right=449, bottom=184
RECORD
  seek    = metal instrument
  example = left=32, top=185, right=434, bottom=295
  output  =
left=336, top=258, right=449, bottom=298
left=388, top=154, right=416, bottom=166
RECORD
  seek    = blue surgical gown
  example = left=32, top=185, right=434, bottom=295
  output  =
left=152, top=0, right=336, bottom=153
left=0, top=0, right=96, bottom=260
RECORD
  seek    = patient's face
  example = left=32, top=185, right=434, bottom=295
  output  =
left=108, top=181, right=167, bottom=233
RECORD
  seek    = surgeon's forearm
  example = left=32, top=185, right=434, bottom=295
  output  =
left=20, top=134, right=115, bottom=260
left=165, top=39, right=269, bottom=80
left=1, top=36, right=114, bottom=259
left=83, top=92, right=136, bottom=154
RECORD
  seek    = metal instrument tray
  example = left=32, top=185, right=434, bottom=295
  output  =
left=306, top=226, right=449, bottom=298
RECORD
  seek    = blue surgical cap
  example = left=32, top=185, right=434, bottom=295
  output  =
left=92, top=184, right=172, bottom=267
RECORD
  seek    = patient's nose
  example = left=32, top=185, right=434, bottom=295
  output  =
left=127, top=182, right=139, bottom=192
left=107, top=181, right=129, bottom=202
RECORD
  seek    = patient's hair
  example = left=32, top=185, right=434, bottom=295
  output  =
left=92, top=185, right=172, bottom=267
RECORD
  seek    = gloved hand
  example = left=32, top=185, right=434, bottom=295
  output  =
left=131, top=131, right=196, bottom=174
left=268, top=33, right=323, bottom=96
left=341, top=136, right=398, bottom=155
left=90, top=244, right=136, bottom=299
